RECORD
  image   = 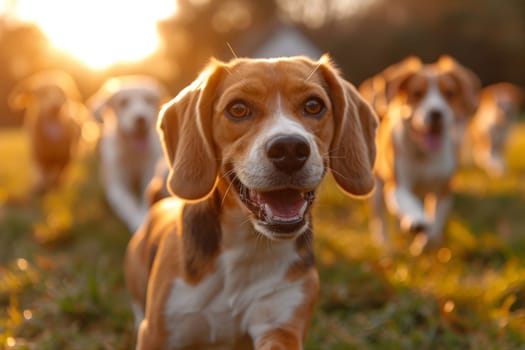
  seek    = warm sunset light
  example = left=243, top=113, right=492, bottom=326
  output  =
left=1, top=0, right=177, bottom=69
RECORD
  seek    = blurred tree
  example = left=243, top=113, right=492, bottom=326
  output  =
left=0, top=0, right=524, bottom=127
left=0, top=23, right=49, bottom=126
left=309, top=0, right=525, bottom=85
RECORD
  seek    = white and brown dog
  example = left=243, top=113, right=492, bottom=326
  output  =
left=8, top=70, right=86, bottom=193
left=359, top=55, right=480, bottom=251
left=89, top=76, right=167, bottom=233
left=468, top=82, right=524, bottom=176
left=124, top=55, right=378, bottom=349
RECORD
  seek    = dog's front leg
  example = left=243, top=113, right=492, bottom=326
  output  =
left=253, top=328, right=302, bottom=350
left=425, top=192, right=452, bottom=245
left=370, top=179, right=390, bottom=246
left=384, top=182, right=429, bottom=234
left=106, top=181, right=147, bottom=232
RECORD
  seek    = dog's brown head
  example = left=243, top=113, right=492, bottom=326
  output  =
left=159, top=55, right=378, bottom=240
left=362, top=55, right=480, bottom=153
left=9, top=70, right=82, bottom=123
left=481, top=82, right=525, bottom=126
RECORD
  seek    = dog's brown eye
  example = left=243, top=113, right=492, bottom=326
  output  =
left=444, top=89, right=456, bottom=99
left=410, top=90, right=424, bottom=100
left=225, top=101, right=251, bottom=120
left=144, top=95, right=159, bottom=106
left=303, top=97, right=325, bottom=118
left=116, top=97, right=129, bottom=109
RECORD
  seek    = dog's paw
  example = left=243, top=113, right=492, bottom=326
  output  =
left=400, top=216, right=430, bottom=235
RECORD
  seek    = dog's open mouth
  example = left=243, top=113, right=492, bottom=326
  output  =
left=412, top=125, right=443, bottom=152
left=130, top=128, right=149, bottom=150
left=231, top=176, right=315, bottom=236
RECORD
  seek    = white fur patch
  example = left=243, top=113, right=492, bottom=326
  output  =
left=164, top=230, right=305, bottom=348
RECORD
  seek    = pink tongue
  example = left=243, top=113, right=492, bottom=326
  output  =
left=424, top=134, right=442, bottom=151
left=133, top=135, right=149, bottom=151
left=45, top=123, right=63, bottom=140
left=258, top=189, right=305, bottom=218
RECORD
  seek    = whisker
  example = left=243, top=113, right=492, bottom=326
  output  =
left=221, top=167, right=236, bottom=179
left=224, top=66, right=233, bottom=76
left=305, top=61, right=323, bottom=82
left=226, top=42, right=239, bottom=59
left=325, top=165, right=351, bottom=180
left=221, top=179, right=236, bottom=207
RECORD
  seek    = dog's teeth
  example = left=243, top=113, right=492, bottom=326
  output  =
left=263, top=204, right=273, bottom=220
left=299, top=201, right=308, bottom=217
left=274, top=215, right=300, bottom=222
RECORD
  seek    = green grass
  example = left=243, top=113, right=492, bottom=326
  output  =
left=1, top=124, right=525, bottom=349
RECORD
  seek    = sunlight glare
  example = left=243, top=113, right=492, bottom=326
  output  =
left=9, top=0, right=177, bottom=69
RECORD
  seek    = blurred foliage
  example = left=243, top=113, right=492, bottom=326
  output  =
left=1, top=0, right=524, bottom=126
left=2, top=120, right=525, bottom=348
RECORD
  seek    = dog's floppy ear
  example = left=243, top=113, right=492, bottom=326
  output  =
left=358, top=75, right=388, bottom=119
left=158, top=60, right=225, bottom=201
left=358, top=56, right=422, bottom=118
left=87, top=88, right=110, bottom=123
left=383, top=56, right=422, bottom=102
left=8, top=79, right=32, bottom=111
left=319, top=55, right=379, bottom=197
left=437, top=55, right=481, bottom=116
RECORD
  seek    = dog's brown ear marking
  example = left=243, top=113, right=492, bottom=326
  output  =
left=383, top=56, right=422, bottom=102
left=9, top=70, right=82, bottom=112
left=359, top=56, right=422, bottom=118
left=158, top=61, right=225, bottom=201
left=319, top=55, right=378, bottom=197
left=437, top=55, right=481, bottom=116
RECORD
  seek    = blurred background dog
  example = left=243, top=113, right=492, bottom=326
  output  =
left=360, top=55, right=480, bottom=252
left=88, top=75, right=168, bottom=233
left=8, top=70, right=87, bottom=194
left=467, top=83, right=525, bottom=177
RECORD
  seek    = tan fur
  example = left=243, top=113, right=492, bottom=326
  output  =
left=8, top=70, right=85, bottom=193
left=125, top=55, right=378, bottom=349
left=468, top=82, right=524, bottom=176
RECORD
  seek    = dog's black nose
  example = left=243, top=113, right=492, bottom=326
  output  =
left=429, top=109, right=443, bottom=124
left=428, top=109, right=444, bottom=133
left=266, top=135, right=310, bottom=174
left=135, top=116, right=148, bottom=130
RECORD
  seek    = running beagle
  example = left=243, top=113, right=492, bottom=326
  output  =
left=468, top=82, right=524, bottom=176
left=359, top=56, right=480, bottom=252
left=125, top=55, right=378, bottom=349
left=8, top=70, right=86, bottom=194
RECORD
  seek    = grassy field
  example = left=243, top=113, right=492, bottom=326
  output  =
left=1, top=124, right=525, bottom=350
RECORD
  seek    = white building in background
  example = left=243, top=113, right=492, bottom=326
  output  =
left=231, top=23, right=323, bottom=60
left=251, top=25, right=322, bottom=59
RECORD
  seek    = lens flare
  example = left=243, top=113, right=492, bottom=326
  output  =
left=3, top=0, right=177, bottom=69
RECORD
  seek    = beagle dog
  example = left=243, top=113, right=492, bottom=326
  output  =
left=468, top=82, right=524, bottom=176
left=359, top=56, right=480, bottom=251
left=125, top=55, right=378, bottom=349
left=8, top=70, right=86, bottom=193
left=89, top=75, right=168, bottom=233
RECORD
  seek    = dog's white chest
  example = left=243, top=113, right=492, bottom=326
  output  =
left=164, top=241, right=304, bottom=349
left=415, top=148, right=455, bottom=180
left=394, top=128, right=456, bottom=188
